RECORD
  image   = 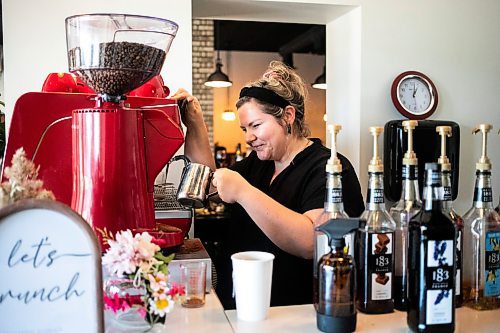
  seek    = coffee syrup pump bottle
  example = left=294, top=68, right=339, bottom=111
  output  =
left=314, top=124, right=350, bottom=307
left=463, top=124, right=500, bottom=310
left=356, top=126, right=396, bottom=314
left=436, top=126, right=464, bottom=307
left=389, top=120, right=422, bottom=310
left=407, top=163, right=456, bottom=333
left=315, top=218, right=365, bottom=333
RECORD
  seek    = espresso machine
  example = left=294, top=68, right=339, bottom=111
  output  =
left=3, top=14, right=189, bottom=249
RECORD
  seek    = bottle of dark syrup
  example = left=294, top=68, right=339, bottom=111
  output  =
left=389, top=120, right=422, bottom=311
left=408, top=163, right=456, bottom=333
left=314, top=124, right=350, bottom=308
left=356, top=126, right=396, bottom=314
left=436, top=126, right=464, bottom=308
left=315, top=218, right=365, bottom=333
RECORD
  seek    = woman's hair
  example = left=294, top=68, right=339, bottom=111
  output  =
left=236, top=61, right=310, bottom=137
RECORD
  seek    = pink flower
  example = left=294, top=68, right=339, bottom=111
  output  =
left=167, top=282, right=185, bottom=298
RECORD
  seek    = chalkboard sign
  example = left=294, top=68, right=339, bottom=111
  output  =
left=0, top=199, right=104, bottom=333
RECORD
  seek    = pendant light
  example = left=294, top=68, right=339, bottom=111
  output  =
left=205, top=21, right=232, bottom=88
left=312, top=65, right=327, bottom=90
left=221, top=64, right=236, bottom=121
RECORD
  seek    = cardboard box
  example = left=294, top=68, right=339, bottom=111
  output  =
left=169, top=238, right=212, bottom=293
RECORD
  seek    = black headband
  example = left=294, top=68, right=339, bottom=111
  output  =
left=239, top=86, right=290, bottom=109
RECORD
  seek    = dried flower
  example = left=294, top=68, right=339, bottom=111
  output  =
left=0, top=147, right=55, bottom=207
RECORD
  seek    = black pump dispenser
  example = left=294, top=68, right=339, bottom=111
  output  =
left=315, top=218, right=366, bottom=333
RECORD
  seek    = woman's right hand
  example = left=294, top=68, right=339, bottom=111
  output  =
left=170, top=88, right=204, bottom=128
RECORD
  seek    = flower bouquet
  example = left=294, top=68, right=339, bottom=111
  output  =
left=102, top=230, right=184, bottom=330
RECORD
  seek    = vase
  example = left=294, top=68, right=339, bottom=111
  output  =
left=104, top=277, right=155, bottom=332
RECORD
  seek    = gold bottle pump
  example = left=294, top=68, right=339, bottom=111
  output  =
left=368, top=126, right=384, bottom=173
left=472, top=124, right=492, bottom=171
left=402, top=120, right=418, bottom=166
left=436, top=126, right=452, bottom=171
left=327, top=124, right=343, bottom=174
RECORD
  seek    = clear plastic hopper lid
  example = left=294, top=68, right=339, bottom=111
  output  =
left=65, top=14, right=178, bottom=99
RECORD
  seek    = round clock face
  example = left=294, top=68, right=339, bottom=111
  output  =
left=391, top=71, right=438, bottom=120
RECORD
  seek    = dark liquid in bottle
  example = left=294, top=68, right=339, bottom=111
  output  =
left=356, top=229, right=395, bottom=314
left=394, top=275, right=407, bottom=310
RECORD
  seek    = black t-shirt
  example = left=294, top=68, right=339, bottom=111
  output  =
left=214, top=141, right=364, bottom=309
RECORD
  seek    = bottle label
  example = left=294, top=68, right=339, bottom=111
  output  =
left=473, top=187, right=493, bottom=203
left=425, top=240, right=453, bottom=325
left=367, top=189, right=385, bottom=204
left=328, top=188, right=343, bottom=204
left=443, top=186, right=453, bottom=202
left=485, top=231, right=500, bottom=297
left=368, top=232, right=393, bottom=300
left=402, top=165, right=418, bottom=180
left=456, top=230, right=462, bottom=296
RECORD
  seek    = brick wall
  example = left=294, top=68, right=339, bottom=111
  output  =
left=192, top=19, right=214, bottom=148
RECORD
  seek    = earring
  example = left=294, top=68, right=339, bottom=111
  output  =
left=287, top=124, right=292, bottom=134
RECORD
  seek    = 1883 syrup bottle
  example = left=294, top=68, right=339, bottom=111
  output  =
left=356, top=126, right=396, bottom=314
left=389, top=120, right=422, bottom=310
left=463, top=124, right=500, bottom=310
left=436, top=126, right=464, bottom=307
left=314, top=124, right=349, bottom=308
left=408, top=163, right=456, bottom=333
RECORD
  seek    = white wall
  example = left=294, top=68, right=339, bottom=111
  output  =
left=343, top=0, right=500, bottom=213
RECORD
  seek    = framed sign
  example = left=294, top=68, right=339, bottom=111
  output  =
left=0, top=199, right=104, bottom=333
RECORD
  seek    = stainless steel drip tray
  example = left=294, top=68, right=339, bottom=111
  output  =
left=155, top=209, right=192, bottom=219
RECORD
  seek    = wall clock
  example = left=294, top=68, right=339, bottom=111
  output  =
left=391, top=71, right=438, bottom=120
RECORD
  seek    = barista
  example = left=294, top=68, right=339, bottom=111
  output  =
left=171, top=61, right=364, bottom=308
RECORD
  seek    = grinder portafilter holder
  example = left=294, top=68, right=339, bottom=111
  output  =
left=66, top=13, right=178, bottom=102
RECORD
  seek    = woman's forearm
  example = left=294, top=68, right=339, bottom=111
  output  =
left=184, top=122, right=216, bottom=170
left=237, top=185, right=320, bottom=259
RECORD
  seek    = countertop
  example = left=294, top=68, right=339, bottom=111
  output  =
left=106, top=290, right=499, bottom=332
left=225, top=304, right=500, bottom=333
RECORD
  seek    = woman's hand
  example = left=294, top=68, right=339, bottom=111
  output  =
left=170, top=88, right=204, bottom=128
left=212, top=168, right=250, bottom=203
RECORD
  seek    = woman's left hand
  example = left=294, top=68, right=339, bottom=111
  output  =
left=212, top=168, right=249, bottom=203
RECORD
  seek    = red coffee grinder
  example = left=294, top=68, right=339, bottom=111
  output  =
left=4, top=14, right=186, bottom=248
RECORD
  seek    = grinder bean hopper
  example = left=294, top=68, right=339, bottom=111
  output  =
left=3, top=14, right=186, bottom=249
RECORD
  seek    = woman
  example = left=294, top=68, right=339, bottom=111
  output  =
left=172, top=61, right=364, bottom=308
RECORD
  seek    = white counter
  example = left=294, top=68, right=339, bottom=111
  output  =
left=225, top=304, right=500, bottom=333
left=106, top=291, right=499, bottom=332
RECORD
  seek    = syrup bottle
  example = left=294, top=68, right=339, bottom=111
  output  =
left=463, top=124, right=500, bottom=310
left=314, top=124, right=350, bottom=308
left=436, top=126, right=464, bottom=308
left=389, top=120, right=422, bottom=311
left=356, top=126, right=396, bottom=314
left=407, top=163, right=456, bottom=333
left=315, top=218, right=365, bottom=333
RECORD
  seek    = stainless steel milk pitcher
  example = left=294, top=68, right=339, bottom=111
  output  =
left=170, top=155, right=216, bottom=208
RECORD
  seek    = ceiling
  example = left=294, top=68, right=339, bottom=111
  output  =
left=215, top=20, right=325, bottom=66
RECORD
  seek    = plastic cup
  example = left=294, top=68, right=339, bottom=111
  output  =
left=180, top=261, right=207, bottom=308
left=231, top=251, right=275, bottom=321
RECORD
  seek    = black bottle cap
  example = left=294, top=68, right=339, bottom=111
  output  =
left=316, top=218, right=366, bottom=249
left=317, top=312, right=356, bottom=333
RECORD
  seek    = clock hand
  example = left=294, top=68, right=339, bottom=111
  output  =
left=413, top=82, right=417, bottom=98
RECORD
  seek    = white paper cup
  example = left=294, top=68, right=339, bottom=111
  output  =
left=231, top=251, right=275, bottom=321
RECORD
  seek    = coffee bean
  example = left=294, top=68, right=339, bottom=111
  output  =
left=68, top=41, right=166, bottom=97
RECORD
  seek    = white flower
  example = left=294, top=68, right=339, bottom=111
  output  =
left=147, top=273, right=168, bottom=296
left=148, top=294, right=175, bottom=317
left=102, top=230, right=138, bottom=276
